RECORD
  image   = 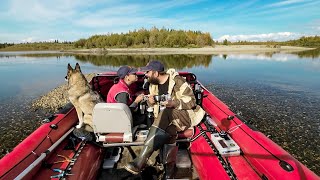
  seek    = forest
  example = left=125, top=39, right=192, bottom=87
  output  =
left=1, top=28, right=319, bottom=51
left=73, top=27, right=214, bottom=48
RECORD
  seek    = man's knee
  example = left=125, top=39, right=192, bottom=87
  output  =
left=153, top=109, right=174, bottom=129
left=162, top=108, right=173, bottom=115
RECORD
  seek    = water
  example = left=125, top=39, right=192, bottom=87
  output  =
left=0, top=50, right=319, bottom=174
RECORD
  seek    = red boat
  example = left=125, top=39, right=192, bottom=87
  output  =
left=0, top=72, right=318, bottom=180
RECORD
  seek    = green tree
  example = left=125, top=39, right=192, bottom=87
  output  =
left=69, top=27, right=228, bottom=49
left=223, top=39, right=228, bottom=45
left=74, top=38, right=87, bottom=48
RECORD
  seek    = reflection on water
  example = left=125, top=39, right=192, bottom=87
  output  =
left=220, top=49, right=320, bottom=61
left=292, top=48, right=320, bottom=59
left=1, top=48, right=319, bottom=67
left=0, top=51, right=63, bottom=57
left=0, top=50, right=319, bottom=99
left=223, top=53, right=300, bottom=62
left=74, top=54, right=213, bottom=69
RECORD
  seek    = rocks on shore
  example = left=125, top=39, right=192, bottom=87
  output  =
left=31, top=73, right=96, bottom=113
left=206, top=82, right=320, bottom=175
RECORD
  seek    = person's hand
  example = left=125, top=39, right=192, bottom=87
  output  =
left=148, top=95, right=155, bottom=105
left=134, top=94, right=144, bottom=103
left=165, top=100, right=176, bottom=108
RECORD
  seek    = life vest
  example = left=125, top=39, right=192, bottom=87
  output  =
left=107, top=79, right=133, bottom=104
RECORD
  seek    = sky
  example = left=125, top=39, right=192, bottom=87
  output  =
left=0, top=0, right=319, bottom=43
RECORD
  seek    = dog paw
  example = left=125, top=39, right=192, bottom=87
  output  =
left=76, top=124, right=83, bottom=129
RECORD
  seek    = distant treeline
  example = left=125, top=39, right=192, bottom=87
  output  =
left=0, top=43, right=14, bottom=49
left=222, top=36, right=320, bottom=48
left=74, top=27, right=214, bottom=48
left=0, top=41, right=74, bottom=51
left=284, top=36, right=320, bottom=47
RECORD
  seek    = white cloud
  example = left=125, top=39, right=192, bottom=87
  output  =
left=22, top=37, right=34, bottom=43
left=1, top=0, right=319, bottom=43
left=6, top=0, right=72, bottom=22
left=215, top=32, right=304, bottom=42
left=224, top=53, right=302, bottom=62
left=74, top=16, right=176, bottom=29
left=21, top=37, right=56, bottom=43
left=12, top=35, right=67, bottom=43
left=2, top=0, right=201, bottom=24
left=264, top=0, right=311, bottom=8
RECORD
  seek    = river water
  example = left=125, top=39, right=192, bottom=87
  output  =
left=0, top=50, right=319, bottom=175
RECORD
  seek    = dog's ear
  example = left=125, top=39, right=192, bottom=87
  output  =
left=75, top=63, right=81, bottom=72
left=68, top=63, right=73, bottom=71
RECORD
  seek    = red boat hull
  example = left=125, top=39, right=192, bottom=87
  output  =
left=0, top=108, right=104, bottom=180
left=190, top=85, right=319, bottom=180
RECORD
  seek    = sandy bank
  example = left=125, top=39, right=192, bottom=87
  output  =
left=31, top=74, right=96, bottom=113
left=63, top=45, right=315, bottom=55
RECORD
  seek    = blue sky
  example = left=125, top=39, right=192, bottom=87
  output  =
left=0, top=0, right=319, bottom=43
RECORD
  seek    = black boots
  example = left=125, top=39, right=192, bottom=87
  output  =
left=124, top=126, right=173, bottom=174
left=161, top=143, right=178, bottom=179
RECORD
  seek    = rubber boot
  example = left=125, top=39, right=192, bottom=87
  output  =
left=161, top=143, right=178, bottom=179
left=124, top=126, right=173, bottom=174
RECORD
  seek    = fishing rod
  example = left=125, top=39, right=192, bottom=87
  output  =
left=14, top=128, right=75, bottom=180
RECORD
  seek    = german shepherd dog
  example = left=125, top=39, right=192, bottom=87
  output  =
left=66, top=63, right=103, bottom=131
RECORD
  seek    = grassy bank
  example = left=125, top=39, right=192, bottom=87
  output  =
left=0, top=43, right=316, bottom=55
left=0, top=42, right=74, bottom=51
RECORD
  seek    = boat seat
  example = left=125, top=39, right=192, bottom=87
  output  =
left=92, top=103, right=133, bottom=143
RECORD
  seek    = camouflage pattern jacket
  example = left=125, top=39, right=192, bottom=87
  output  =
left=149, top=69, right=205, bottom=131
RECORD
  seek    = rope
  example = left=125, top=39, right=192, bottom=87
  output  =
left=227, top=123, right=243, bottom=134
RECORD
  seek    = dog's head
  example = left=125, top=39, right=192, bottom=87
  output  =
left=65, top=63, right=82, bottom=82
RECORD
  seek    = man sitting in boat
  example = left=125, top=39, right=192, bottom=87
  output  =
left=124, top=60, right=205, bottom=176
left=107, top=65, right=145, bottom=126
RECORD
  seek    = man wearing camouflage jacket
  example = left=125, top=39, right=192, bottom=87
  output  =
left=124, top=60, right=205, bottom=178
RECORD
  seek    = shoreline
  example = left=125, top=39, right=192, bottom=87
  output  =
left=62, top=45, right=316, bottom=55
left=31, top=74, right=96, bottom=113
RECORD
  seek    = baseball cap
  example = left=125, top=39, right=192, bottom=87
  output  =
left=139, top=60, right=165, bottom=72
left=117, top=66, right=138, bottom=79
